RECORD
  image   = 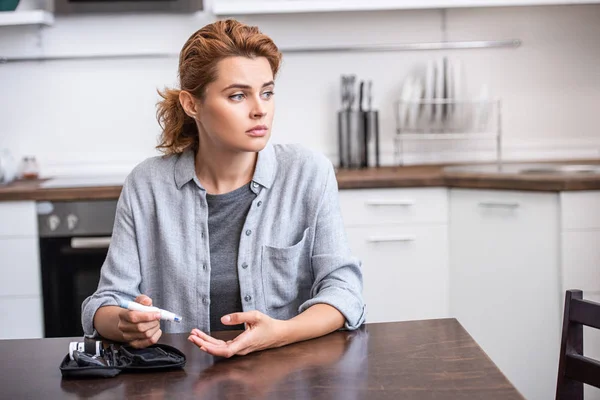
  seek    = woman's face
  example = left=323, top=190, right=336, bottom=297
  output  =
left=185, top=56, right=275, bottom=154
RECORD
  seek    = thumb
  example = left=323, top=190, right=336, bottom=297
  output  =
left=135, top=294, right=153, bottom=307
left=222, top=310, right=262, bottom=326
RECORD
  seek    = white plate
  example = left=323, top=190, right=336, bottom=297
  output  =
left=424, top=60, right=435, bottom=121
left=434, top=58, right=444, bottom=124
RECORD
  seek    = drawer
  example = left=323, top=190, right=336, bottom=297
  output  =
left=0, top=237, right=41, bottom=296
left=561, top=191, right=600, bottom=230
left=346, top=224, right=448, bottom=323
left=561, top=231, right=600, bottom=292
left=339, top=188, right=447, bottom=227
left=0, top=201, right=37, bottom=237
left=0, top=296, right=44, bottom=339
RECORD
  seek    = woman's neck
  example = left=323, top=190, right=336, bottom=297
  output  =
left=194, top=145, right=258, bottom=195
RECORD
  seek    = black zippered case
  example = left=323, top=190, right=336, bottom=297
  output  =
left=60, top=343, right=186, bottom=378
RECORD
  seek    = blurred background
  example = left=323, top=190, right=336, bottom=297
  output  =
left=1, top=1, right=600, bottom=400
left=1, top=0, right=599, bottom=174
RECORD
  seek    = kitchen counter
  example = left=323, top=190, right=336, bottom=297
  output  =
left=2, top=159, right=600, bottom=201
left=0, top=178, right=122, bottom=201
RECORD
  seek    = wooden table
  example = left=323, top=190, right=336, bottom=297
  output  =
left=0, top=319, right=523, bottom=399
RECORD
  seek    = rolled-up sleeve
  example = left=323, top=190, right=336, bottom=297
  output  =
left=81, top=176, right=142, bottom=336
left=298, top=162, right=366, bottom=330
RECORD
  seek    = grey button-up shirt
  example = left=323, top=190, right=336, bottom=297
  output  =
left=82, top=143, right=365, bottom=335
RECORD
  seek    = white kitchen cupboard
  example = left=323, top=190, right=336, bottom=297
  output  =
left=212, top=0, right=600, bottom=15
left=560, top=191, right=600, bottom=400
left=449, top=189, right=562, bottom=400
left=449, top=188, right=600, bottom=400
left=0, top=10, right=53, bottom=27
left=0, top=201, right=44, bottom=339
left=339, top=188, right=449, bottom=323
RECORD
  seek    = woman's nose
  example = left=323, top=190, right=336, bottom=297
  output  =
left=250, top=98, right=267, bottom=119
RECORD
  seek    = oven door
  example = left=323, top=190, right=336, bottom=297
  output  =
left=40, top=236, right=111, bottom=338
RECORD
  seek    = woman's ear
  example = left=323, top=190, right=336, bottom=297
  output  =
left=179, top=90, right=199, bottom=119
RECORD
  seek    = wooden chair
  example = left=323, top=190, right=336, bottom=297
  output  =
left=556, top=290, right=600, bottom=400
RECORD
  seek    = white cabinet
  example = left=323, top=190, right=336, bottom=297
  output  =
left=560, top=191, right=600, bottom=400
left=212, top=0, right=600, bottom=15
left=0, top=297, right=44, bottom=340
left=449, top=189, right=562, bottom=400
left=347, top=224, right=448, bottom=323
left=340, top=188, right=449, bottom=323
left=0, top=201, right=43, bottom=339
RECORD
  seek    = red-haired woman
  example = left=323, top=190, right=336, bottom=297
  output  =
left=82, top=19, right=365, bottom=358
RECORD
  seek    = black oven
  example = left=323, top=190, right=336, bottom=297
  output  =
left=37, top=200, right=117, bottom=338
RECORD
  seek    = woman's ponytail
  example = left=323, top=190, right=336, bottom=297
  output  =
left=156, top=88, right=198, bottom=155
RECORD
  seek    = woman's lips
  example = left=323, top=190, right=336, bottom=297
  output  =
left=246, top=127, right=268, bottom=137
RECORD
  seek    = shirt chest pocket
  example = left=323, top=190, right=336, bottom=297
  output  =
left=261, top=228, right=312, bottom=311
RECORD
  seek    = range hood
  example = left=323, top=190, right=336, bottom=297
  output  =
left=54, top=0, right=203, bottom=14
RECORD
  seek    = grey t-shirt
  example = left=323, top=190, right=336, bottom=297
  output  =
left=206, top=183, right=256, bottom=331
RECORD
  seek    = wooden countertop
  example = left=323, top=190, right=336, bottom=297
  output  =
left=2, top=160, right=600, bottom=201
left=0, top=319, right=523, bottom=399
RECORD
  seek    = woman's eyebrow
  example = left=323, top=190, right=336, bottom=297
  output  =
left=221, top=81, right=275, bottom=92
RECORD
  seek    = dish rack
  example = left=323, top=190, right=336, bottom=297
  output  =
left=394, top=99, right=502, bottom=165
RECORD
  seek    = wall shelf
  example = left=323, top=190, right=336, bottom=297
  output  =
left=212, top=0, right=600, bottom=15
left=0, top=10, right=54, bottom=27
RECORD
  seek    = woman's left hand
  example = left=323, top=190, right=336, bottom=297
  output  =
left=188, top=311, right=287, bottom=357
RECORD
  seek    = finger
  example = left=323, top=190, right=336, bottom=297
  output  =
left=222, top=310, right=262, bottom=326
left=130, top=328, right=162, bottom=349
left=203, top=330, right=253, bottom=358
left=188, top=335, right=209, bottom=351
left=202, top=338, right=247, bottom=358
left=121, top=319, right=159, bottom=334
left=124, top=322, right=160, bottom=342
left=190, top=329, right=225, bottom=345
left=135, top=294, right=153, bottom=306
left=123, top=310, right=161, bottom=324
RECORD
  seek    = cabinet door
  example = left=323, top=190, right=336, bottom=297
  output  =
left=0, top=237, right=41, bottom=296
left=0, top=201, right=37, bottom=237
left=0, top=296, right=43, bottom=339
left=561, top=231, right=600, bottom=293
left=449, top=189, right=561, bottom=400
left=346, top=224, right=448, bottom=323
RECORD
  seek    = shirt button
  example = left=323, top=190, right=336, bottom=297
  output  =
left=242, top=262, right=248, bottom=269
left=252, top=182, right=258, bottom=188
left=201, top=232, right=204, bottom=238
left=257, top=201, right=262, bottom=207
left=203, top=297, right=209, bottom=305
left=202, top=264, right=207, bottom=270
left=245, top=229, right=252, bottom=236
left=244, top=295, right=252, bottom=302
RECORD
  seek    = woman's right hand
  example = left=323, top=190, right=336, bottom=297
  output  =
left=117, top=295, right=162, bottom=348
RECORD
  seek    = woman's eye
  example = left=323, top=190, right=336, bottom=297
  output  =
left=261, top=91, right=275, bottom=99
left=229, top=93, right=245, bottom=101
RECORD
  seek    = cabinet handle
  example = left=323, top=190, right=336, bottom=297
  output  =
left=478, top=202, right=520, bottom=209
left=366, top=200, right=415, bottom=207
left=71, top=237, right=112, bottom=249
left=367, top=235, right=416, bottom=243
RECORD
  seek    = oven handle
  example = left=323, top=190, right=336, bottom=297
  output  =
left=70, top=237, right=112, bottom=249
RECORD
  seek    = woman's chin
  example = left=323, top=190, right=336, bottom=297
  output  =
left=238, top=135, right=270, bottom=152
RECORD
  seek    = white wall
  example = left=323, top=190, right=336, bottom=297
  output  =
left=0, top=4, right=599, bottom=176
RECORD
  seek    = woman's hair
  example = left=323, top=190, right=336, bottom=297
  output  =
left=156, top=19, right=282, bottom=155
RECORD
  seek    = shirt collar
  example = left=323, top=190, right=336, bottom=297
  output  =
left=173, top=142, right=277, bottom=190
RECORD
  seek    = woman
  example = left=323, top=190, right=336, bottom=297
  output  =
left=82, top=19, right=365, bottom=358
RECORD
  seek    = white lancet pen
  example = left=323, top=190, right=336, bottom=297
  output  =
left=119, top=300, right=183, bottom=323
